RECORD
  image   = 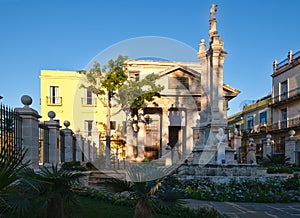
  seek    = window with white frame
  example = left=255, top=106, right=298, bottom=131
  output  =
left=259, top=111, right=268, bottom=125
left=246, top=115, right=254, bottom=129
left=280, top=80, right=288, bottom=100
left=49, top=86, right=60, bottom=104
left=280, top=108, right=287, bottom=128
left=84, top=120, right=93, bottom=137
left=84, top=88, right=94, bottom=105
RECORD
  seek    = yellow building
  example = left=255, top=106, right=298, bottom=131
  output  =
left=39, top=70, right=125, bottom=153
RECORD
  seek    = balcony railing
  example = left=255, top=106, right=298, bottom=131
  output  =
left=81, top=98, right=97, bottom=106
left=46, top=96, right=62, bottom=106
left=277, top=50, right=300, bottom=69
left=272, top=87, right=300, bottom=105
left=268, top=117, right=300, bottom=131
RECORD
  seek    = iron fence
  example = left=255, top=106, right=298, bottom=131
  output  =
left=39, top=122, right=49, bottom=163
left=0, top=104, right=22, bottom=153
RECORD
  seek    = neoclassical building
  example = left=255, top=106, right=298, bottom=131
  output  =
left=124, top=4, right=239, bottom=161
left=40, top=4, right=239, bottom=163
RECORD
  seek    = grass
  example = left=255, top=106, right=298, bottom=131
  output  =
left=64, top=195, right=173, bottom=218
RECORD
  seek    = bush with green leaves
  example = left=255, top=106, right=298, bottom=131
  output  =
left=181, top=177, right=300, bottom=203
left=266, top=166, right=294, bottom=174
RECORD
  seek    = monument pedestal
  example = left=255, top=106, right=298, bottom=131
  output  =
left=191, top=144, right=236, bottom=165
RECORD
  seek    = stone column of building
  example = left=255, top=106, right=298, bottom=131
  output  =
left=161, top=107, right=170, bottom=157
left=61, top=120, right=74, bottom=162
left=90, top=141, right=96, bottom=162
left=82, top=137, right=90, bottom=162
left=44, top=111, right=61, bottom=165
left=263, top=134, right=273, bottom=157
left=285, top=130, right=298, bottom=165
left=74, top=128, right=83, bottom=161
left=15, top=95, right=41, bottom=168
left=125, top=114, right=135, bottom=160
left=137, top=111, right=145, bottom=161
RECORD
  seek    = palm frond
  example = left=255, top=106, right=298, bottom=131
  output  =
left=99, top=177, right=134, bottom=193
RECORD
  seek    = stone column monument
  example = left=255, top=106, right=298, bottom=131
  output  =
left=191, top=4, right=235, bottom=165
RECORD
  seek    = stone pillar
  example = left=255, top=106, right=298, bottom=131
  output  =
left=74, top=128, right=83, bottom=161
left=126, top=113, right=135, bottom=160
left=233, top=129, right=242, bottom=162
left=285, top=130, right=297, bottom=165
left=61, top=120, right=74, bottom=162
left=137, top=120, right=145, bottom=161
left=44, top=111, right=61, bottom=165
left=87, top=136, right=92, bottom=161
left=15, top=95, right=41, bottom=168
left=263, top=134, right=273, bottom=157
left=82, top=137, right=89, bottom=162
left=161, top=108, right=170, bottom=157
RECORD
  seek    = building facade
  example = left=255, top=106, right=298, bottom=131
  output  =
left=228, top=50, right=300, bottom=165
left=40, top=70, right=126, bottom=157
left=40, top=4, right=240, bottom=163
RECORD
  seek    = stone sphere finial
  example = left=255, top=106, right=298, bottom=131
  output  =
left=201, top=39, right=205, bottom=43
left=64, top=120, right=70, bottom=128
left=21, top=95, right=32, bottom=107
left=48, top=111, right=56, bottom=120
left=289, top=130, right=295, bottom=137
left=266, top=134, right=272, bottom=140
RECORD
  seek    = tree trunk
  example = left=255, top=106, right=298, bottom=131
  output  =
left=46, top=194, right=64, bottom=218
left=105, top=92, right=111, bottom=169
left=134, top=200, right=152, bottom=218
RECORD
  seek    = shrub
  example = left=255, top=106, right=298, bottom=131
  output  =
left=267, top=166, right=294, bottom=174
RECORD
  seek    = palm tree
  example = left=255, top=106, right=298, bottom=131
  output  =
left=100, top=162, right=185, bottom=218
left=0, top=147, right=29, bottom=215
left=19, top=164, right=86, bottom=218
left=262, top=154, right=291, bottom=166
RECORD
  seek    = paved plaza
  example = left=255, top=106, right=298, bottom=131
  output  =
left=185, top=199, right=300, bottom=217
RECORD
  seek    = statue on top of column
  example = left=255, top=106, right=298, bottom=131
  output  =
left=210, top=4, right=218, bottom=20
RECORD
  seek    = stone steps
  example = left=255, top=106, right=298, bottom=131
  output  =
left=87, top=170, right=126, bottom=187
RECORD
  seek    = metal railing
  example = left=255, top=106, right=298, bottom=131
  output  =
left=277, top=50, right=300, bottom=69
left=46, top=96, right=62, bottom=105
left=81, top=97, right=97, bottom=106
left=39, top=122, right=49, bottom=163
left=273, top=87, right=300, bottom=104
left=268, top=117, right=300, bottom=131
left=0, top=104, right=22, bottom=153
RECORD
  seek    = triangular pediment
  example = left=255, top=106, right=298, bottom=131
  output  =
left=158, top=65, right=201, bottom=79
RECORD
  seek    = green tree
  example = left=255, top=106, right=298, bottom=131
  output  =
left=79, top=55, right=128, bottom=168
left=118, top=72, right=163, bottom=114
left=79, top=55, right=164, bottom=167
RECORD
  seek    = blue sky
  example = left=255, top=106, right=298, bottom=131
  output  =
left=1, top=0, right=300, bottom=116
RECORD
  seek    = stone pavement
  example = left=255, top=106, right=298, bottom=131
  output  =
left=185, top=199, right=300, bottom=217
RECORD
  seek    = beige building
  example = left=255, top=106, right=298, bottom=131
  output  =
left=228, top=50, right=300, bottom=165
left=270, top=50, right=300, bottom=164
left=124, top=60, right=239, bottom=161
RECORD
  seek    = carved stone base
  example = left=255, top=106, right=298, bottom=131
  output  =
left=191, top=145, right=237, bottom=165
